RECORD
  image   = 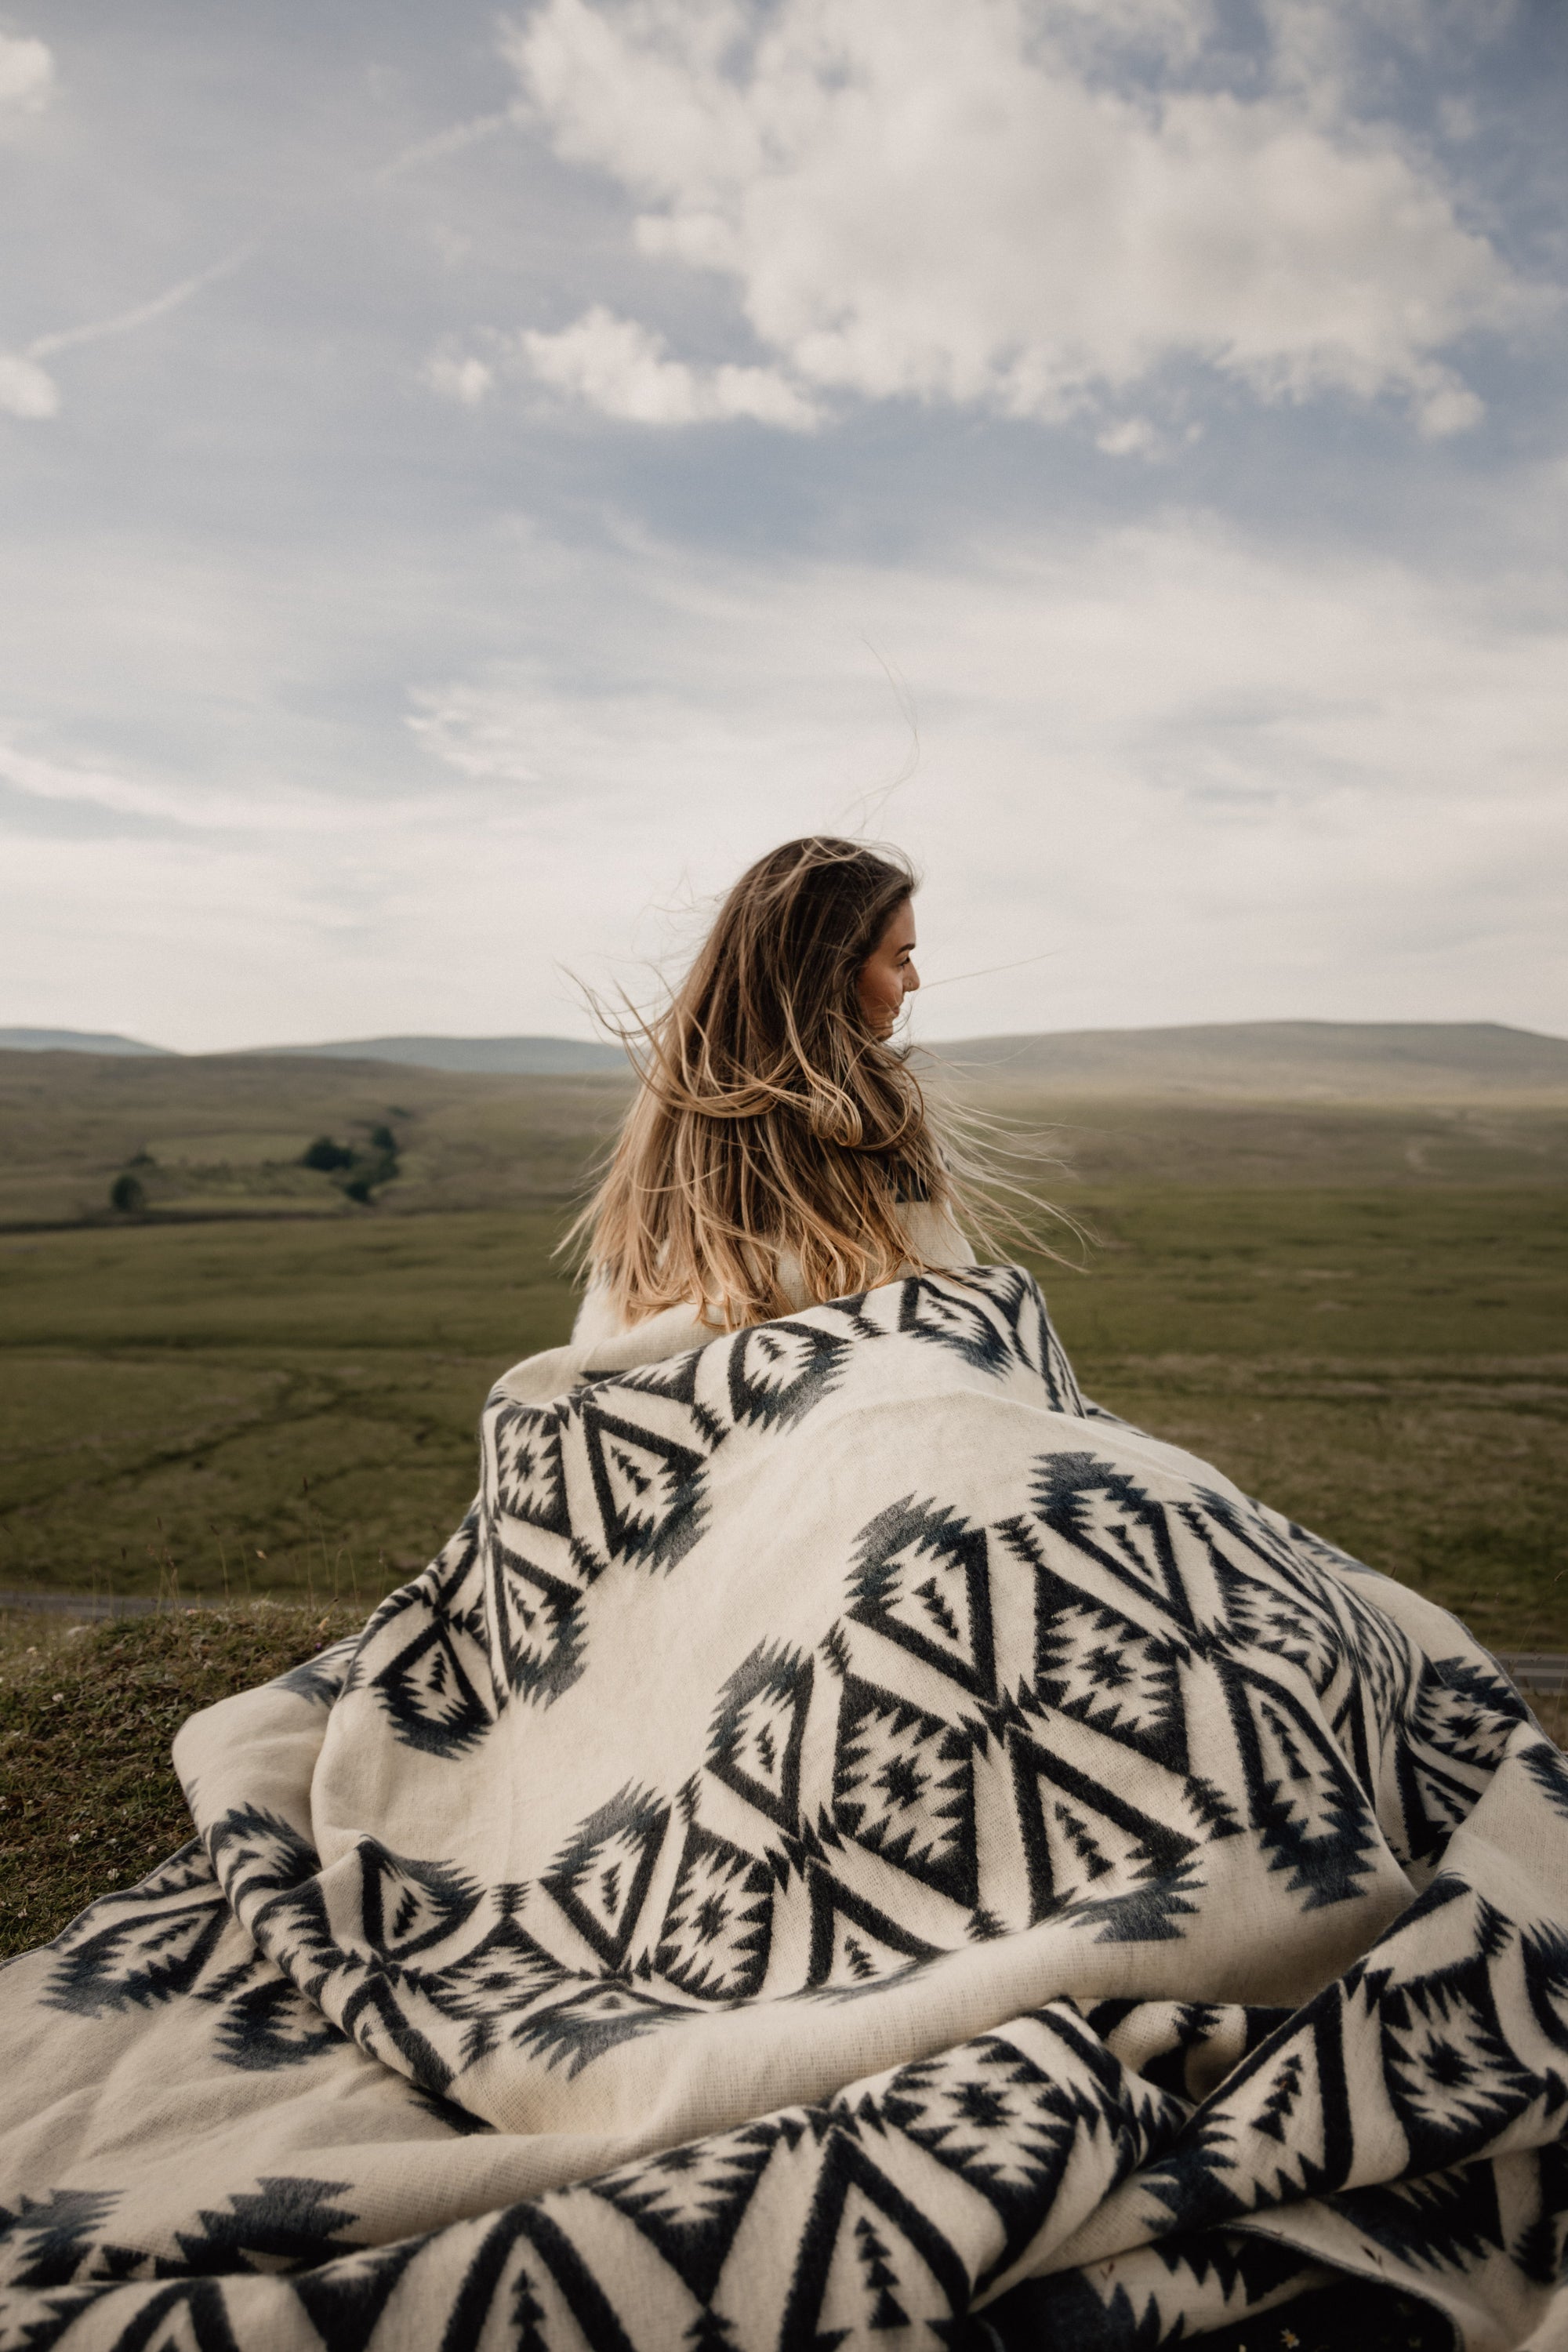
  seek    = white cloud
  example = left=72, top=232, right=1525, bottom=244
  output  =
left=0, top=31, right=53, bottom=113
left=1094, top=416, right=1163, bottom=459
left=425, top=350, right=496, bottom=406
left=502, top=0, right=1543, bottom=434
left=0, top=354, right=58, bottom=419
left=519, top=305, right=819, bottom=427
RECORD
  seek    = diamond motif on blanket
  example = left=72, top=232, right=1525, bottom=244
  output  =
left=655, top=1824, right=773, bottom=2002
left=1032, top=1566, right=1189, bottom=1773
left=848, top=1497, right=996, bottom=1700
left=45, top=1875, right=230, bottom=2017
left=512, top=1979, right=684, bottom=2074
left=542, top=1785, right=670, bottom=1969
left=880, top=2035, right=1081, bottom=2242
left=1381, top=1955, right=1538, bottom=2172
left=832, top=1674, right=977, bottom=1908
left=707, top=1643, right=813, bottom=1828
left=490, top=1403, right=570, bottom=1535
left=579, top=1399, right=710, bottom=1572
left=420, top=1918, right=566, bottom=2024
left=896, top=1276, right=1015, bottom=1372
left=726, top=1319, right=851, bottom=1430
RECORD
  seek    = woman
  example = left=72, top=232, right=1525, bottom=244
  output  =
left=569, top=834, right=983, bottom=1346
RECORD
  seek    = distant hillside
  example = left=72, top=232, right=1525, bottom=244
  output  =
left=249, top=1034, right=628, bottom=1076
left=935, top=1021, right=1568, bottom=1100
left=9, top=1019, right=1566, bottom=1095
left=0, top=1029, right=172, bottom=1058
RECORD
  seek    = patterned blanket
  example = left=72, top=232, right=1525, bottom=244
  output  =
left=2, top=1268, right=1566, bottom=2351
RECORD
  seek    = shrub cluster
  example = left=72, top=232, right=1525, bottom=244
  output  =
left=299, top=1121, right=401, bottom=1204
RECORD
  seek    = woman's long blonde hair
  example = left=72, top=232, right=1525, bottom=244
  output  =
left=569, top=836, right=978, bottom=1330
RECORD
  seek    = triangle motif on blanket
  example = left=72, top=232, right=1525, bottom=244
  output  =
left=370, top=1610, right=492, bottom=1758
left=1223, top=1668, right=1381, bottom=1909
left=579, top=1401, right=710, bottom=1573
left=591, top=2127, right=775, bottom=2303
left=1008, top=1733, right=1199, bottom=1927
left=805, top=1870, right=940, bottom=1991
left=726, top=1319, right=851, bottom=1431
left=831, top=1673, right=978, bottom=1909
left=491, top=1542, right=586, bottom=1705
left=655, top=1823, right=774, bottom=2002
left=781, top=2142, right=966, bottom=2343
left=357, top=1846, right=483, bottom=1962
left=847, top=1497, right=996, bottom=1700
left=543, top=1784, right=671, bottom=1970
left=1208, top=1549, right=1345, bottom=1700
left=707, top=1644, right=814, bottom=1829
left=1032, top=1455, right=1192, bottom=1629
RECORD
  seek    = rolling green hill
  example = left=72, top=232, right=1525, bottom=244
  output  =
left=942, top=1018, right=1568, bottom=1099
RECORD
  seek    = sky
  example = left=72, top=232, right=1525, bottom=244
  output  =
left=2, top=0, right=1565, bottom=1051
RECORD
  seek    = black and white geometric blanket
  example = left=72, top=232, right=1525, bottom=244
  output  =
left=3, top=1268, right=1566, bottom=2350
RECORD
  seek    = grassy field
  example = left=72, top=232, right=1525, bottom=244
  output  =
left=0, top=1047, right=632, bottom=1226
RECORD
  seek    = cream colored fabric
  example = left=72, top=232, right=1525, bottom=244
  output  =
left=0, top=1268, right=1564, bottom=2350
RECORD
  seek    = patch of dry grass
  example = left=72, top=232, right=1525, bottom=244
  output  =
left=0, top=1602, right=361, bottom=1961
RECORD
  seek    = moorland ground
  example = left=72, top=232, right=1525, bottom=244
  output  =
left=1, top=1044, right=1565, bottom=1956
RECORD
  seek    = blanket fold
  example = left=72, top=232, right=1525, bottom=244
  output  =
left=2, top=1267, right=1565, bottom=2350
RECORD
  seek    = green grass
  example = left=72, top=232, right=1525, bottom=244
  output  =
left=0, top=1602, right=362, bottom=1959
left=0, top=1210, right=577, bottom=1604
left=0, top=1049, right=631, bottom=1226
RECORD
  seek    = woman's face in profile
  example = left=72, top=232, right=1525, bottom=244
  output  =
left=856, top=897, right=920, bottom=1039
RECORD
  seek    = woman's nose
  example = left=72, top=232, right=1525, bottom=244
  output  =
left=905, top=962, right=920, bottom=993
